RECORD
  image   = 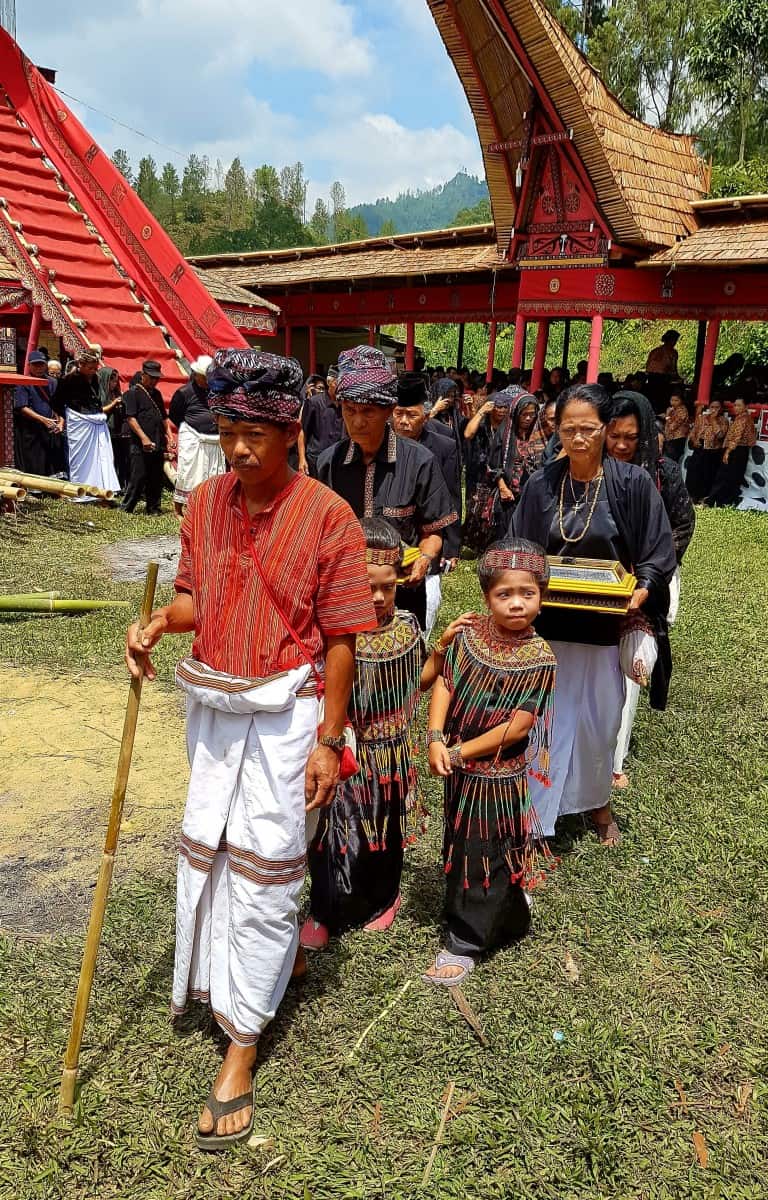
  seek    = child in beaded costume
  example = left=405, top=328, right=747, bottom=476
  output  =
left=300, top=519, right=429, bottom=948
left=423, top=539, right=556, bottom=986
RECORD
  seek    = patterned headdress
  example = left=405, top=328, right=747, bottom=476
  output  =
left=336, top=345, right=397, bottom=407
left=365, top=547, right=402, bottom=566
left=478, top=540, right=549, bottom=587
left=208, top=348, right=303, bottom=425
left=493, top=385, right=536, bottom=410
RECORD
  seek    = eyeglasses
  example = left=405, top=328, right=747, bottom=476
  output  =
left=559, top=425, right=604, bottom=440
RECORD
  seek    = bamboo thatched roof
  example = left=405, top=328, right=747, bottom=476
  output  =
left=426, top=0, right=709, bottom=251
left=191, top=267, right=280, bottom=312
left=190, top=225, right=508, bottom=291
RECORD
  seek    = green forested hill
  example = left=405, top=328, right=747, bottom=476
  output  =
left=349, top=172, right=488, bottom=235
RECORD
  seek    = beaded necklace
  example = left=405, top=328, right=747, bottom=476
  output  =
left=558, top=468, right=604, bottom=544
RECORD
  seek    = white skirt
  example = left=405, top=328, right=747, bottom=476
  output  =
left=66, top=408, right=120, bottom=493
left=528, top=640, right=625, bottom=838
left=173, top=423, right=226, bottom=505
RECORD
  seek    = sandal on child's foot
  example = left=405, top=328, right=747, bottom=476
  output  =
left=422, top=950, right=475, bottom=988
left=363, top=893, right=401, bottom=933
left=299, top=918, right=329, bottom=950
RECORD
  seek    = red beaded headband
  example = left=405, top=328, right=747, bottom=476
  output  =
left=481, top=549, right=546, bottom=575
left=366, top=547, right=402, bottom=566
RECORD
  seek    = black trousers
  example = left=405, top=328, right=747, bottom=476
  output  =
left=395, top=581, right=427, bottom=630
left=685, top=447, right=722, bottom=502
left=111, top=436, right=132, bottom=489
left=122, top=446, right=165, bottom=513
left=14, top=419, right=51, bottom=477
left=707, top=445, right=750, bottom=508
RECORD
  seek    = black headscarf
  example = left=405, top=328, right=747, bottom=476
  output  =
left=610, top=390, right=659, bottom=477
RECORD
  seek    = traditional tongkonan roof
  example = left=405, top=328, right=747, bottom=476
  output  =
left=0, top=26, right=280, bottom=390
left=426, top=0, right=709, bottom=252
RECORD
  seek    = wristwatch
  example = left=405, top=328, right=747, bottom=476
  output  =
left=319, top=733, right=346, bottom=753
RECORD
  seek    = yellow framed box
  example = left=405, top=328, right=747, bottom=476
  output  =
left=542, top=556, right=637, bottom=614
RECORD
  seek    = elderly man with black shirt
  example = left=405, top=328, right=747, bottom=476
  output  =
left=12, top=350, right=62, bottom=476
left=317, top=346, right=456, bottom=630
left=121, top=359, right=168, bottom=515
left=392, top=373, right=462, bottom=636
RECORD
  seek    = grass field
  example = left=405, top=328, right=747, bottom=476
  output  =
left=1, top=499, right=767, bottom=1199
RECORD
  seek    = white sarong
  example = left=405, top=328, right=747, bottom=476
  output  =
left=528, top=641, right=625, bottom=838
left=425, top=573, right=442, bottom=639
left=65, top=408, right=120, bottom=493
left=173, top=423, right=226, bottom=505
left=171, top=657, right=318, bottom=1044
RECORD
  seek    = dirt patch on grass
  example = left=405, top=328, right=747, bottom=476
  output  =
left=100, top=534, right=180, bottom=584
left=0, top=666, right=187, bottom=936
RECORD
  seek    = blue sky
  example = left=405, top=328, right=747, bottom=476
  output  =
left=19, top=1, right=484, bottom=207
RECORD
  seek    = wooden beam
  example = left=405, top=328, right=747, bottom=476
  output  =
left=586, top=315, right=603, bottom=383
left=512, top=313, right=526, bottom=369
left=486, top=320, right=498, bottom=381
left=696, top=318, right=720, bottom=408
left=531, top=319, right=550, bottom=390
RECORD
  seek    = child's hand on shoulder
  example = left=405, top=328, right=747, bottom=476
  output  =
left=436, top=612, right=476, bottom=651
left=429, top=742, right=453, bottom=776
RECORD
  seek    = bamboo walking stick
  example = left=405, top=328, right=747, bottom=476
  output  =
left=59, top=561, right=159, bottom=1113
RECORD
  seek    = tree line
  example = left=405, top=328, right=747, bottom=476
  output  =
left=111, top=151, right=370, bottom=255
left=112, top=0, right=768, bottom=255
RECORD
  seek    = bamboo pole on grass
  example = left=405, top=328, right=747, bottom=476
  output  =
left=0, top=470, right=86, bottom=499
left=1, top=485, right=27, bottom=501
left=59, top=561, right=159, bottom=1113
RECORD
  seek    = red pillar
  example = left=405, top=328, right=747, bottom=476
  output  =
left=284, top=324, right=292, bottom=358
left=24, top=305, right=42, bottom=371
left=486, top=320, right=497, bottom=382
left=308, top=325, right=317, bottom=375
left=511, top=313, right=526, bottom=369
left=586, top=315, right=603, bottom=383
left=531, top=319, right=550, bottom=391
left=696, top=317, right=721, bottom=409
left=368, top=324, right=375, bottom=346
left=405, top=322, right=415, bottom=371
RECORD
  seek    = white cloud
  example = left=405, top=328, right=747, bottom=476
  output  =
left=307, top=112, right=483, bottom=206
left=17, top=1, right=482, bottom=208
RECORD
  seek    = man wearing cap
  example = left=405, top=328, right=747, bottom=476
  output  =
left=12, top=351, right=62, bottom=476
left=125, top=348, right=376, bottom=1149
left=301, top=364, right=343, bottom=477
left=121, top=360, right=169, bottom=514
left=54, top=348, right=120, bottom=491
left=317, top=346, right=456, bottom=629
left=391, top=372, right=462, bottom=635
left=168, top=354, right=226, bottom=516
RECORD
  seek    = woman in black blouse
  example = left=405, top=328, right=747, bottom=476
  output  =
left=510, top=385, right=676, bottom=845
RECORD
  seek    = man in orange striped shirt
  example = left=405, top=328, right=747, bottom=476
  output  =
left=126, top=350, right=376, bottom=1150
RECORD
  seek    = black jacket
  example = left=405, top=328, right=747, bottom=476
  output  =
left=511, top=456, right=677, bottom=709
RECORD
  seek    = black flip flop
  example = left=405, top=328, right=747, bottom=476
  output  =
left=196, top=1088, right=254, bottom=1151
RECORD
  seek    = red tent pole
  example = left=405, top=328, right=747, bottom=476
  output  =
left=511, top=313, right=526, bottom=369
left=284, top=324, right=292, bottom=358
left=308, top=325, right=317, bottom=375
left=696, top=318, right=721, bottom=409
left=586, top=315, right=603, bottom=383
left=486, top=320, right=497, bottom=382
left=531, top=319, right=550, bottom=390
left=368, top=324, right=376, bottom=346
left=405, top=322, right=415, bottom=371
